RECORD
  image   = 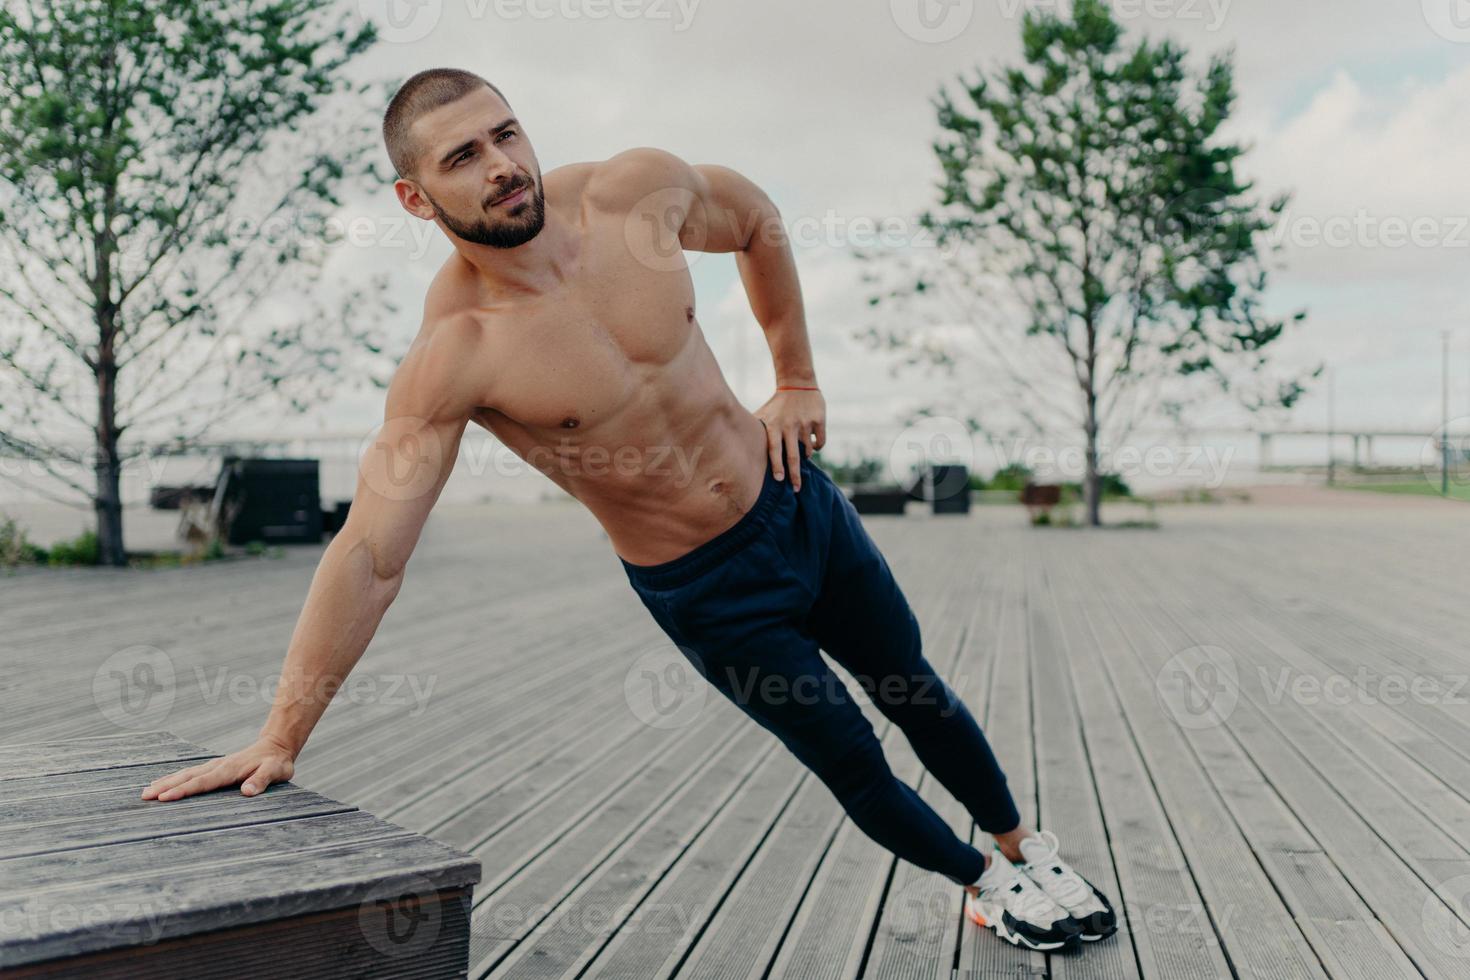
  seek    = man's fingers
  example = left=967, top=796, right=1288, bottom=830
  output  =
left=142, top=762, right=214, bottom=799
left=154, top=772, right=223, bottom=802
left=784, top=427, right=802, bottom=491
left=241, top=765, right=270, bottom=796
left=812, top=420, right=826, bottom=451
left=766, top=422, right=784, bottom=481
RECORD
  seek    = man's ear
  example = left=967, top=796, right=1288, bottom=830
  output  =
left=395, top=178, right=435, bottom=221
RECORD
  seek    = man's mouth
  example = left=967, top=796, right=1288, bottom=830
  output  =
left=488, top=184, right=528, bottom=208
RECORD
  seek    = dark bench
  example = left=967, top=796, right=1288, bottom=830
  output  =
left=0, top=731, right=480, bottom=978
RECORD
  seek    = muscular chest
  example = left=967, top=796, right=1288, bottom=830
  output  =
left=477, top=236, right=698, bottom=435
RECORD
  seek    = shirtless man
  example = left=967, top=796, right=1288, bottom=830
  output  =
left=141, top=68, right=1114, bottom=952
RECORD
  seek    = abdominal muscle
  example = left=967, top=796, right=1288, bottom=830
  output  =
left=569, top=402, right=770, bottom=566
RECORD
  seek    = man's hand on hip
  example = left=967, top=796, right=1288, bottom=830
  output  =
left=756, top=387, right=826, bottom=491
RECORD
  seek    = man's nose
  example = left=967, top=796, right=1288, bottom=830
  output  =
left=484, top=148, right=516, bottom=184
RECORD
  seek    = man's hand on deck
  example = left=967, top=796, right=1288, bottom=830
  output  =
left=141, top=736, right=297, bottom=802
left=756, top=387, right=826, bottom=491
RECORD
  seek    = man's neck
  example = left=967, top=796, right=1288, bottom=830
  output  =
left=450, top=205, right=579, bottom=299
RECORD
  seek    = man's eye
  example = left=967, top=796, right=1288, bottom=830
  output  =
left=455, top=150, right=474, bottom=164
left=496, top=130, right=516, bottom=142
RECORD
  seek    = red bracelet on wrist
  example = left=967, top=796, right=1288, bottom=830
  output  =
left=776, top=385, right=820, bottom=391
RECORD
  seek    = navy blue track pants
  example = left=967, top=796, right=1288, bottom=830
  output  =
left=621, top=452, right=1021, bottom=886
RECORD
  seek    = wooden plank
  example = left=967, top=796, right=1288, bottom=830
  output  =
left=1065, top=536, right=1327, bottom=978
left=1043, top=536, right=1232, bottom=980
left=1, top=807, right=478, bottom=967
left=0, top=731, right=208, bottom=779
left=1025, top=542, right=1137, bottom=980
left=0, top=784, right=354, bottom=860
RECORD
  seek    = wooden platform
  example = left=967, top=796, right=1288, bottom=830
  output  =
left=0, top=731, right=480, bottom=977
left=2, top=491, right=1468, bottom=978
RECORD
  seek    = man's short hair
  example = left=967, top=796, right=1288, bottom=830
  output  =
left=383, top=69, right=511, bottom=179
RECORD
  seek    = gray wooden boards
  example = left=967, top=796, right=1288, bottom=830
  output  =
left=0, top=730, right=482, bottom=977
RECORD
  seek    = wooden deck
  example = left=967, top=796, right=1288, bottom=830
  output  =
left=3, top=490, right=1468, bottom=978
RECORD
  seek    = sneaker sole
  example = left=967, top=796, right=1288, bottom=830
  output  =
left=966, top=906, right=1080, bottom=952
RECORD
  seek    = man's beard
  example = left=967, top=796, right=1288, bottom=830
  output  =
left=428, top=175, right=546, bottom=248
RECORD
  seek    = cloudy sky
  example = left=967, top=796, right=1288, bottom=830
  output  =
left=285, top=0, right=1469, bottom=483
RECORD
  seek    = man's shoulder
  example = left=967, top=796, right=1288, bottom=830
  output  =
left=576, top=147, right=697, bottom=214
left=391, top=277, right=495, bottom=419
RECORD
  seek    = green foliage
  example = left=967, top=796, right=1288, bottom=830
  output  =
left=988, top=463, right=1035, bottom=492
left=47, top=528, right=100, bottom=566
left=1062, top=473, right=1133, bottom=498
left=810, top=450, right=886, bottom=485
left=0, top=1, right=388, bottom=564
left=245, top=540, right=268, bottom=556
left=0, top=512, right=47, bottom=565
left=860, top=0, right=1314, bottom=524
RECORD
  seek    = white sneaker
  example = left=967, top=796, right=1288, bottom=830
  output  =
left=964, top=846, right=1082, bottom=951
left=1018, top=830, right=1118, bottom=941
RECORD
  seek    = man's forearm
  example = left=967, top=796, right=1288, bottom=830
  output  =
left=258, top=532, right=403, bottom=756
left=734, top=204, right=817, bottom=386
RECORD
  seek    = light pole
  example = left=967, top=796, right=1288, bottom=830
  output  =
left=1326, top=367, right=1335, bottom=487
left=1444, top=331, right=1451, bottom=498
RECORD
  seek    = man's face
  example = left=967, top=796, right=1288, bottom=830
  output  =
left=402, top=87, right=545, bottom=248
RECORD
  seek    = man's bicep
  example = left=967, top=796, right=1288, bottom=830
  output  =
left=593, top=148, right=774, bottom=255
left=342, top=408, right=468, bottom=582
left=680, top=163, right=777, bottom=254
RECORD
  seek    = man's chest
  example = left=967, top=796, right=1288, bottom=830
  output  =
left=474, top=231, right=699, bottom=434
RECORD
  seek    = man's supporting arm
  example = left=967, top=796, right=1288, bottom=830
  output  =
left=143, top=318, right=484, bottom=801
